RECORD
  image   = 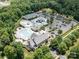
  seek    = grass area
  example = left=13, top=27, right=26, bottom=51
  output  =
left=0, top=56, right=3, bottom=59
left=24, top=48, right=33, bottom=59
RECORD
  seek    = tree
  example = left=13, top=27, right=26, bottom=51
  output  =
left=50, top=39, right=58, bottom=49
left=57, top=0, right=65, bottom=4
left=42, top=52, right=53, bottom=59
left=33, top=48, right=43, bottom=59
left=68, top=45, right=79, bottom=59
left=67, top=34, right=77, bottom=42
left=1, top=31, right=10, bottom=46
left=0, top=41, right=4, bottom=51
left=63, top=38, right=73, bottom=48
left=77, top=29, right=79, bottom=32
left=72, top=31, right=79, bottom=38
left=58, top=42, right=68, bottom=55
left=56, top=35, right=63, bottom=43
left=33, top=46, right=53, bottom=59
left=0, top=44, right=3, bottom=51
left=4, top=45, right=17, bottom=59
left=56, top=0, right=79, bottom=21
left=41, top=46, right=50, bottom=54
left=58, top=29, right=63, bottom=34
left=50, top=36, right=63, bottom=50
left=10, top=42, right=24, bottom=59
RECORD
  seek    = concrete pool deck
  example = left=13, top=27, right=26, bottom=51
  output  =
left=15, top=27, right=34, bottom=40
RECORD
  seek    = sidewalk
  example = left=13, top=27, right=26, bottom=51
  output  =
left=0, top=1, right=10, bottom=8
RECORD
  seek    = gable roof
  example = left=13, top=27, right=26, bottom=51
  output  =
left=33, top=32, right=50, bottom=45
left=22, top=13, right=39, bottom=20
left=29, top=32, right=50, bottom=48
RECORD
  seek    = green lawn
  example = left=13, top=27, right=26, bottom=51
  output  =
left=0, top=56, right=3, bottom=59
left=24, top=48, right=33, bottom=59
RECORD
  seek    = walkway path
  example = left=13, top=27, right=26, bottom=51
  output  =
left=0, top=1, right=10, bottom=8
left=63, top=24, right=79, bottom=38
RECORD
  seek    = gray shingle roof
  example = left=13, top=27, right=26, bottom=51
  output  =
left=33, top=32, right=50, bottom=45
left=22, top=13, right=39, bottom=20
left=29, top=32, right=50, bottom=48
